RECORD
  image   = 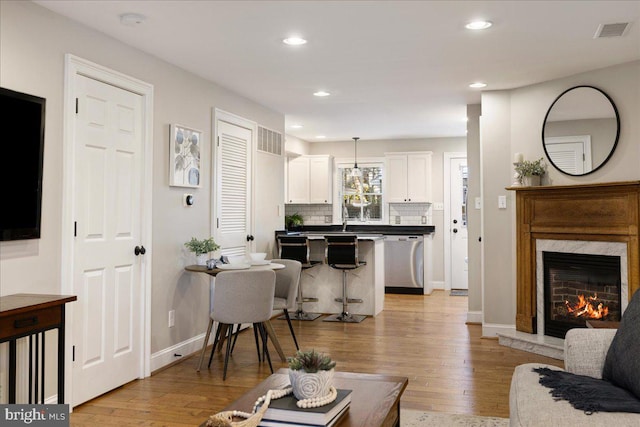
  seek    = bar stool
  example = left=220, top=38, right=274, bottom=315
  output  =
left=323, top=234, right=366, bottom=323
left=277, top=235, right=322, bottom=321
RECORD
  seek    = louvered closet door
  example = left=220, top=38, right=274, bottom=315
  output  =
left=216, top=120, right=252, bottom=256
left=545, top=141, right=585, bottom=175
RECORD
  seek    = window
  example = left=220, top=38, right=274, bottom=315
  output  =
left=339, top=163, right=383, bottom=222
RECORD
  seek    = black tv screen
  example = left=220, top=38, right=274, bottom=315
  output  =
left=0, top=87, right=45, bottom=241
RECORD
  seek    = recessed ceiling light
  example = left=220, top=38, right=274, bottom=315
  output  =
left=290, top=124, right=303, bottom=129
left=120, top=13, right=146, bottom=26
left=316, top=135, right=326, bottom=139
left=283, top=37, right=307, bottom=45
left=313, top=91, right=330, bottom=97
left=465, top=20, right=492, bottom=30
left=469, top=82, right=487, bottom=88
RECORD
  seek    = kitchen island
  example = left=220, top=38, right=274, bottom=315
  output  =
left=302, top=234, right=384, bottom=316
left=277, top=225, right=435, bottom=316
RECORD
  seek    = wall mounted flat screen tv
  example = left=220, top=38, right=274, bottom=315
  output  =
left=0, top=87, right=46, bottom=241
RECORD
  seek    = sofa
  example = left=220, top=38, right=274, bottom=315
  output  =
left=509, top=328, right=640, bottom=426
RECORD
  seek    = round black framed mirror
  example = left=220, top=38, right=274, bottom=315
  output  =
left=542, top=85, right=619, bottom=176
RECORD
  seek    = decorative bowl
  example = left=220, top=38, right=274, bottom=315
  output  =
left=249, top=252, right=267, bottom=262
left=227, top=255, right=248, bottom=265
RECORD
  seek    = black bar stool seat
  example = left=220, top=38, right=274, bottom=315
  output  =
left=323, top=235, right=366, bottom=323
left=277, top=235, right=322, bottom=321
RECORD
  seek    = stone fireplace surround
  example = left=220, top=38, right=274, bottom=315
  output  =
left=536, top=239, right=628, bottom=338
left=499, top=181, right=640, bottom=359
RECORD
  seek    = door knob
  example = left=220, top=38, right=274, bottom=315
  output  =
left=134, top=245, right=146, bottom=256
left=246, top=235, right=254, bottom=242
left=453, top=228, right=458, bottom=234
left=453, top=219, right=458, bottom=224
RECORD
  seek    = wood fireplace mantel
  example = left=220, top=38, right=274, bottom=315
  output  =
left=508, top=181, right=640, bottom=333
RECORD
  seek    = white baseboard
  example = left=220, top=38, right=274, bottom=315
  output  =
left=482, top=323, right=515, bottom=338
left=430, top=281, right=445, bottom=290
left=151, top=333, right=206, bottom=373
left=466, top=311, right=482, bottom=324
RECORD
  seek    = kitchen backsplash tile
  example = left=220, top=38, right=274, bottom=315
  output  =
left=285, top=202, right=433, bottom=226
left=389, top=203, right=432, bottom=225
left=285, top=204, right=333, bottom=225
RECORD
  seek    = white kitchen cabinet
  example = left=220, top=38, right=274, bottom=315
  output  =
left=286, top=155, right=333, bottom=204
left=308, top=156, right=333, bottom=203
left=385, top=152, right=432, bottom=203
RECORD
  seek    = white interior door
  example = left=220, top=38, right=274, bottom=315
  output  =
left=215, top=119, right=253, bottom=256
left=72, top=75, right=144, bottom=405
left=545, top=137, right=591, bottom=174
left=450, top=157, right=468, bottom=290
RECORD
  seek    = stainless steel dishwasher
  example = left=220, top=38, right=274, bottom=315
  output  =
left=384, top=235, right=424, bottom=294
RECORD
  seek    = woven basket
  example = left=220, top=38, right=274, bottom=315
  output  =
left=206, top=390, right=274, bottom=427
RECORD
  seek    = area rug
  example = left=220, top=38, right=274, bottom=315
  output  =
left=401, top=408, right=509, bottom=427
left=449, top=289, right=468, bottom=296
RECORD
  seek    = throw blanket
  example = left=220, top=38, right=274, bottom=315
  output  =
left=534, top=367, right=640, bottom=414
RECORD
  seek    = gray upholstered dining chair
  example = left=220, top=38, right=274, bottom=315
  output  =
left=199, top=269, right=276, bottom=380
left=271, top=259, right=302, bottom=350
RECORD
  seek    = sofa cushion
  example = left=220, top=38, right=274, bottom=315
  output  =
left=603, top=290, right=640, bottom=399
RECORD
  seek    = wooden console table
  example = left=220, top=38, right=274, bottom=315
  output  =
left=0, top=293, right=77, bottom=403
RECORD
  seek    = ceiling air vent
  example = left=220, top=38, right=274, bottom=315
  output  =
left=257, top=126, right=283, bottom=156
left=594, top=22, right=631, bottom=38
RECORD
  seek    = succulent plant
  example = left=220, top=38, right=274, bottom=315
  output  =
left=287, top=349, right=336, bottom=373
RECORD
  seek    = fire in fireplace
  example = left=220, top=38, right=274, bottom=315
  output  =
left=543, top=251, right=621, bottom=338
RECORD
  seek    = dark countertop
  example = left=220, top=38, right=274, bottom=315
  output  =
left=278, top=224, right=435, bottom=236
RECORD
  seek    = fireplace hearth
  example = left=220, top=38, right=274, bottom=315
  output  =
left=543, top=251, right=621, bottom=338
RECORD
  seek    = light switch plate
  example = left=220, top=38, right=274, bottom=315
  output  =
left=475, top=197, right=481, bottom=209
left=433, top=202, right=444, bottom=211
left=498, top=195, right=507, bottom=209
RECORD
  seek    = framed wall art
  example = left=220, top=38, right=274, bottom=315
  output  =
left=169, top=124, right=202, bottom=187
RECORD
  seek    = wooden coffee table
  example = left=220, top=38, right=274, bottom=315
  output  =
left=201, top=369, right=408, bottom=427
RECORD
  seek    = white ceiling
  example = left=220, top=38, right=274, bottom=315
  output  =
left=35, top=1, right=640, bottom=142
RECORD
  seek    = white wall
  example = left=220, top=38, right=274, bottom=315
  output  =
left=0, top=0, right=284, bottom=382
left=479, top=60, right=640, bottom=336
left=285, top=134, right=310, bottom=156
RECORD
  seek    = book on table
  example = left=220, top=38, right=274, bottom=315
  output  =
left=258, top=403, right=349, bottom=427
left=258, top=389, right=352, bottom=426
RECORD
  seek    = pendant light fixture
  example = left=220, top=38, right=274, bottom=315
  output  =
left=350, top=137, right=362, bottom=177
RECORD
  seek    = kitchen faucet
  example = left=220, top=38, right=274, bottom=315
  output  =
left=342, top=203, right=349, bottom=231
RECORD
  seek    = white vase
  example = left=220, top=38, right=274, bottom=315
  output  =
left=288, top=369, right=334, bottom=400
left=196, top=253, right=208, bottom=266
left=523, top=175, right=541, bottom=186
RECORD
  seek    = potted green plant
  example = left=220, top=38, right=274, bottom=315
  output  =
left=184, top=237, right=220, bottom=265
left=515, top=158, right=546, bottom=186
left=287, top=349, right=336, bottom=401
left=285, top=213, right=304, bottom=230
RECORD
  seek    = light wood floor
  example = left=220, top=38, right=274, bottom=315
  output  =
left=70, top=291, right=562, bottom=426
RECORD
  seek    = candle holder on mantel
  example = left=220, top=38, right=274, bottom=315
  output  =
left=512, top=152, right=524, bottom=187
left=512, top=163, right=523, bottom=187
